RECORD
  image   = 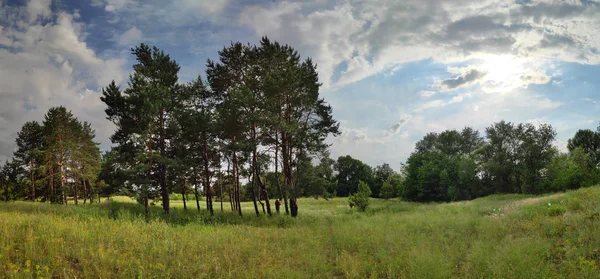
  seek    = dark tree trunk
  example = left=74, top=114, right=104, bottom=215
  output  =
left=219, top=169, right=224, bottom=212
left=250, top=167, right=260, bottom=217
left=74, top=176, right=79, bottom=205
left=88, top=180, right=93, bottom=204
left=82, top=179, right=87, bottom=204
left=233, top=150, right=242, bottom=216
left=274, top=132, right=289, bottom=214
left=227, top=158, right=234, bottom=212
left=49, top=167, right=54, bottom=204
left=30, top=159, right=35, bottom=201
left=282, top=132, right=295, bottom=216
left=145, top=197, right=150, bottom=219
left=202, top=134, right=214, bottom=215
left=182, top=179, right=187, bottom=211
left=193, top=167, right=200, bottom=212
left=254, top=153, right=271, bottom=216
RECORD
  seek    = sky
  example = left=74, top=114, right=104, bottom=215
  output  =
left=1, top=0, right=600, bottom=170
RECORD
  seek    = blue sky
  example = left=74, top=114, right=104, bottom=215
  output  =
left=1, top=0, right=599, bottom=169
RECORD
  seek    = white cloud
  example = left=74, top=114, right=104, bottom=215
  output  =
left=92, top=0, right=132, bottom=13
left=175, top=0, right=229, bottom=17
left=419, top=90, right=436, bottom=98
left=414, top=92, right=471, bottom=113
left=117, top=26, right=142, bottom=46
left=26, top=0, right=51, bottom=23
left=0, top=1, right=127, bottom=163
left=414, top=99, right=446, bottom=113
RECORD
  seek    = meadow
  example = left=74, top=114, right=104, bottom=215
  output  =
left=1, top=187, right=600, bottom=278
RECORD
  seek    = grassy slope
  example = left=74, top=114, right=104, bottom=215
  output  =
left=1, top=187, right=599, bottom=278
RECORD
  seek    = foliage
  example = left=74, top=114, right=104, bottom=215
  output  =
left=101, top=44, right=181, bottom=215
left=1, top=107, right=101, bottom=204
left=335, top=155, right=373, bottom=197
left=348, top=181, right=372, bottom=211
left=379, top=181, right=395, bottom=199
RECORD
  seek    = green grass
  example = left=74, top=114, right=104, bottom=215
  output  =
left=1, top=187, right=600, bottom=278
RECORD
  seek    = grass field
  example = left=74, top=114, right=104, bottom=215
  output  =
left=1, top=187, right=600, bottom=278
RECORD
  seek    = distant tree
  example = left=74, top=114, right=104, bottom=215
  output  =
left=349, top=180, right=372, bottom=211
left=403, top=126, right=484, bottom=202
left=42, top=106, right=85, bottom=204
left=480, top=121, right=522, bottom=194
left=13, top=121, right=43, bottom=200
left=335, top=155, right=373, bottom=197
left=379, top=181, right=395, bottom=199
left=547, top=147, right=599, bottom=191
left=373, top=163, right=395, bottom=197
left=0, top=160, right=22, bottom=201
left=567, top=129, right=600, bottom=166
left=517, top=123, right=557, bottom=194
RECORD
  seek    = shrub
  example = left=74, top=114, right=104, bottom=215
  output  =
left=349, top=181, right=372, bottom=212
left=379, top=181, right=395, bottom=199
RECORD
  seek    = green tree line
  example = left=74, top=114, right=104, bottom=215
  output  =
left=2, top=37, right=599, bottom=214
left=0, top=107, right=101, bottom=203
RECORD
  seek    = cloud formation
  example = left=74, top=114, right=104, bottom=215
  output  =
left=239, top=0, right=600, bottom=88
left=438, top=69, right=487, bottom=91
left=0, top=1, right=126, bottom=163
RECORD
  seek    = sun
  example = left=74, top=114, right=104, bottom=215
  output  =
left=480, top=54, right=526, bottom=86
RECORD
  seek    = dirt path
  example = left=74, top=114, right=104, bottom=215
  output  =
left=490, top=192, right=566, bottom=218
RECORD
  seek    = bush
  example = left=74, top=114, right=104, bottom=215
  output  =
left=379, top=181, right=395, bottom=199
left=349, top=181, right=372, bottom=212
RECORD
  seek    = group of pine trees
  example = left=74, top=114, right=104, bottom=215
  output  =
left=99, top=38, right=339, bottom=217
left=0, top=107, right=101, bottom=204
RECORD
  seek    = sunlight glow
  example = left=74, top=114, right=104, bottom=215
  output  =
left=480, top=54, right=526, bottom=89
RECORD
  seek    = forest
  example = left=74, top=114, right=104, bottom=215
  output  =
left=1, top=38, right=599, bottom=217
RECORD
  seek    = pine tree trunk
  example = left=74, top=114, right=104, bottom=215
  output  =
left=250, top=163, right=260, bottom=216
left=30, top=159, right=35, bottom=201
left=82, top=179, right=87, bottom=204
left=49, top=167, right=54, bottom=203
left=219, top=175, right=224, bottom=212
left=227, top=158, right=234, bottom=212
left=254, top=150, right=271, bottom=216
left=202, top=134, right=214, bottom=215
left=182, top=179, right=187, bottom=211
left=274, top=132, right=289, bottom=214
left=74, top=182, right=78, bottom=205
left=233, top=150, right=242, bottom=216
left=159, top=111, right=170, bottom=215
left=282, top=132, right=297, bottom=217
left=73, top=174, right=79, bottom=205
left=193, top=168, right=200, bottom=212
left=59, top=161, right=67, bottom=205
left=145, top=197, right=150, bottom=219
left=88, top=180, right=93, bottom=204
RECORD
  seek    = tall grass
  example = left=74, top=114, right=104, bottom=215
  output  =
left=1, top=187, right=599, bottom=278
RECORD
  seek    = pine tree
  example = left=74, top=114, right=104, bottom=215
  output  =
left=101, top=44, right=181, bottom=215
left=14, top=121, right=43, bottom=200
